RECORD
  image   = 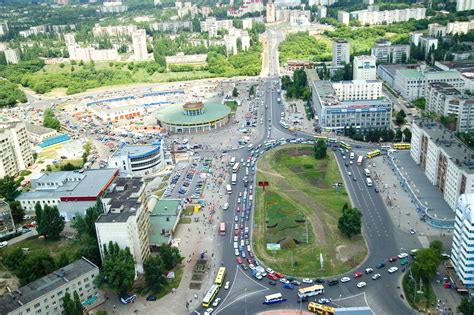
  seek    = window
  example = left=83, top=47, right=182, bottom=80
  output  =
left=34, top=303, right=40, bottom=308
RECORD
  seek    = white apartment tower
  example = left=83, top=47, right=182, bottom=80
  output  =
left=353, top=55, right=376, bottom=80
left=4, top=48, right=20, bottom=64
left=132, top=29, right=148, bottom=61
left=0, top=121, right=34, bottom=177
left=338, top=10, right=350, bottom=25
left=332, top=39, right=350, bottom=66
left=457, top=0, right=474, bottom=11
left=0, top=21, right=8, bottom=36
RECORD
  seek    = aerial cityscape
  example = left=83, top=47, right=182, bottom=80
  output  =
left=0, top=0, right=474, bottom=314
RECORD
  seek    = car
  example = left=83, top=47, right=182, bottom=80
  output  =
left=235, top=249, right=239, bottom=256
left=348, top=171, right=352, bottom=176
left=345, top=163, right=349, bottom=167
left=212, top=298, right=221, bottom=307
left=374, top=187, right=379, bottom=193
left=340, top=277, right=351, bottom=283
left=365, top=268, right=374, bottom=274
left=297, top=296, right=308, bottom=303
left=237, top=198, right=241, bottom=204
left=357, top=282, right=367, bottom=288
left=146, top=295, right=157, bottom=301
left=302, top=278, right=313, bottom=284
left=398, top=253, right=409, bottom=259
left=283, top=283, right=295, bottom=290
left=269, top=280, right=277, bottom=286
left=236, top=257, right=243, bottom=264
left=410, top=228, right=417, bottom=235
left=266, top=267, right=273, bottom=274
left=233, top=242, right=238, bottom=249
left=247, top=258, right=253, bottom=264
left=388, top=267, right=399, bottom=273
left=234, top=236, right=238, bottom=242
left=249, top=251, right=254, bottom=258
left=204, top=308, right=214, bottom=315
left=0, top=241, right=8, bottom=249
left=267, top=273, right=278, bottom=281
left=274, top=272, right=284, bottom=279
left=342, top=155, right=346, bottom=160
left=389, top=256, right=398, bottom=262
left=354, top=272, right=363, bottom=278
left=376, top=262, right=385, bottom=269
left=317, top=298, right=331, bottom=304
left=353, top=175, right=357, bottom=181
left=241, top=251, right=246, bottom=258
left=291, top=280, right=301, bottom=286
left=372, top=273, right=381, bottom=280
left=249, top=264, right=255, bottom=270
left=350, top=160, right=353, bottom=165
left=328, top=279, right=339, bottom=286
left=315, top=278, right=325, bottom=284
left=280, top=278, right=289, bottom=284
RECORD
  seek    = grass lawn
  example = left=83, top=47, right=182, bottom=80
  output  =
left=50, top=159, right=84, bottom=171
left=252, top=145, right=366, bottom=277
left=403, top=273, right=438, bottom=312
left=0, top=236, right=81, bottom=261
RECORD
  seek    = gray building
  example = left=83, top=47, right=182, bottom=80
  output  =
left=0, top=257, right=100, bottom=315
left=0, top=200, right=14, bottom=236
left=332, top=39, right=350, bottom=66
left=310, top=80, right=392, bottom=131
left=371, top=39, right=410, bottom=64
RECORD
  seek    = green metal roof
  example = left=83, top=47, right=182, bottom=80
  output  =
left=149, top=199, right=181, bottom=246
left=156, top=101, right=231, bottom=125
left=397, top=68, right=424, bottom=79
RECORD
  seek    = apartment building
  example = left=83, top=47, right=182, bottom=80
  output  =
left=353, top=55, right=376, bottom=80
left=410, top=119, right=474, bottom=211
left=447, top=20, right=474, bottom=35
left=0, top=121, right=34, bottom=178
left=67, top=45, right=119, bottom=62
left=317, top=6, right=327, bottom=19
left=92, top=24, right=137, bottom=37
left=371, top=39, right=410, bottom=64
left=132, top=29, right=148, bottom=61
left=0, top=257, right=100, bottom=315
left=332, top=39, right=350, bottom=66
left=4, top=48, right=20, bottom=64
left=310, top=80, right=392, bottom=131
left=428, top=23, right=447, bottom=37
left=200, top=17, right=233, bottom=38
left=150, top=21, right=193, bottom=33
left=425, top=82, right=474, bottom=132
left=0, top=201, right=15, bottom=236
left=352, top=7, right=426, bottom=25
left=338, top=10, right=350, bottom=25
left=266, top=0, right=276, bottom=23
left=451, top=193, right=474, bottom=288
left=96, top=177, right=151, bottom=273
left=457, top=0, right=474, bottom=11
left=0, top=21, right=9, bottom=36
left=418, top=36, right=438, bottom=58
left=64, top=33, right=76, bottom=45
left=100, top=0, right=128, bottom=12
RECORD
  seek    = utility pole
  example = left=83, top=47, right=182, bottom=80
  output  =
left=305, top=215, right=309, bottom=243
left=245, top=287, right=248, bottom=315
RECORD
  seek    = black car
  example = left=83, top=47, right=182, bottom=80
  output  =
left=297, top=296, right=308, bottom=303
left=376, top=262, right=386, bottom=269
left=328, top=279, right=339, bottom=286
left=314, top=278, right=325, bottom=284
left=146, top=295, right=157, bottom=301
left=269, top=280, right=276, bottom=285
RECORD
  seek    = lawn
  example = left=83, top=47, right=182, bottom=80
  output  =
left=403, top=273, right=438, bottom=312
left=252, top=145, right=367, bottom=277
left=0, top=236, right=81, bottom=261
left=50, top=159, right=84, bottom=171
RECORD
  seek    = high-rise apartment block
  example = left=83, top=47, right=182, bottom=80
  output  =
left=0, top=121, right=34, bottom=178
left=132, top=29, right=148, bottom=61
left=371, top=39, right=410, bottom=64
left=353, top=55, right=376, bottom=80
left=332, top=39, right=350, bottom=66
left=4, top=48, right=20, bottom=64
left=457, top=0, right=474, bottom=12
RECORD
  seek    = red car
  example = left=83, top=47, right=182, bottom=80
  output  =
left=389, top=256, right=398, bottom=262
left=236, top=206, right=240, bottom=212
left=267, top=273, right=278, bottom=281
left=354, top=272, right=363, bottom=278
left=274, top=272, right=285, bottom=279
left=247, top=258, right=253, bottom=264
left=234, top=230, right=239, bottom=236
left=236, top=257, right=243, bottom=264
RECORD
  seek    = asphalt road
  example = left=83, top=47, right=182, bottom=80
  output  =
left=193, top=78, right=422, bottom=315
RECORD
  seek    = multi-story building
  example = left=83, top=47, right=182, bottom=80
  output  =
left=353, top=55, right=376, bottom=80
left=428, top=23, right=447, bottom=37
left=451, top=193, right=474, bottom=288
left=150, top=21, right=193, bottom=33
left=68, top=45, right=119, bottom=62
left=223, top=28, right=250, bottom=56
left=338, top=10, right=350, bottom=25
left=457, top=0, right=474, bottom=11
left=19, top=25, right=47, bottom=38
left=310, top=80, right=392, bottom=131
left=100, top=0, right=128, bottom=13
left=4, top=48, right=20, bottom=64
left=352, top=7, right=426, bottom=25
left=200, top=18, right=233, bottom=38
left=108, top=142, right=165, bottom=177
left=410, top=119, right=474, bottom=211
left=447, top=20, right=474, bottom=35
left=409, top=31, right=423, bottom=46
left=371, top=39, right=410, bottom=64
left=132, top=29, right=148, bottom=61
left=0, top=121, right=34, bottom=178
left=0, top=257, right=100, bottom=315
left=317, top=6, right=327, bottom=19
left=92, top=24, right=137, bottom=37
left=425, top=82, right=474, bottom=132
left=332, top=39, right=350, bottom=66
left=0, top=201, right=15, bottom=236
left=96, top=177, right=151, bottom=273
left=0, top=21, right=8, bottom=36
left=227, top=0, right=264, bottom=17
left=17, top=168, right=118, bottom=220
left=63, top=33, right=76, bottom=45
left=418, top=36, right=438, bottom=58
left=0, top=42, right=8, bottom=51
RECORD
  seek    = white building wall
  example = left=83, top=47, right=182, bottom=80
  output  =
left=353, top=55, right=376, bottom=80
left=452, top=194, right=474, bottom=288
left=424, top=137, right=439, bottom=185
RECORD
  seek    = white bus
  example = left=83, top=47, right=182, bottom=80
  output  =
left=231, top=173, right=237, bottom=185
left=364, top=169, right=371, bottom=177
left=226, top=184, right=232, bottom=194
left=357, top=156, right=363, bottom=166
left=202, top=284, right=220, bottom=307
left=263, top=293, right=286, bottom=305
left=297, top=285, right=325, bottom=299
left=328, top=137, right=338, bottom=143
left=350, top=152, right=355, bottom=160
left=232, top=162, right=240, bottom=173
left=230, top=157, right=236, bottom=166
left=366, top=178, right=373, bottom=187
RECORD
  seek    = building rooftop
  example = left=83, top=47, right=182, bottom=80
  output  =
left=156, top=98, right=231, bottom=125
left=427, top=82, right=461, bottom=95
left=24, top=123, right=56, bottom=136
left=414, top=119, right=474, bottom=174
left=396, top=68, right=425, bottom=79
left=112, top=143, right=161, bottom=159
left=149, top=199, right=181, bottom=245
left=0, top=257, right=98, bottom=314
left=378, top=63, right=421, bottom=77
left=97, top=177, right=144, bottom=223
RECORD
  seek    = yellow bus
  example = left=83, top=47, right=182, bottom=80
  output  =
left=202, top=284, right=219, bottom=307
left=339, top=141, right=352, bottom=150
left=366, top=149, right=381, bottom=159
left=215, top=267, right=226, bottom=287
left=308, top=302, right=336, bottom=314
left=393, top=143, right=411, bottom=150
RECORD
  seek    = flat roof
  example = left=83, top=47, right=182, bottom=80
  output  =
left=378, top=64, right=419, bottom=77
left=156, top=98, right=231, bottom=125
left=112, top=143, right=161, bottom=159
left=24, top=123, right=56, bottom=136
left=149, top=199, right=181, bottom=245
left=414, top=119, right=474, bottom=174
left=397, top=68, right=424, bottom=79
left=0, top=257, right=98, bottom=314
left=427, top=82, right=461, bottom=95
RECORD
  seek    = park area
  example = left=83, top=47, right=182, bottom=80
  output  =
left=252, top=145, right=366, bottom=277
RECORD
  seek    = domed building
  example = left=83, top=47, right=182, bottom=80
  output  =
left=156, top=100, right=231, bottom=134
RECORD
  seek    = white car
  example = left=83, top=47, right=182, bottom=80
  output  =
left=212, top=298, right=221, bottom=307
left=234, top=249, right=239, bottom=256
left=237, top=198, right=241, bottom=204
left=224, top=281, right=230, bottom=289
left=398, top=253, right=409, bottom=259
left=302, top=278, right=313, bottom=284
left=279, top=278, right=289, bottom=284
left=266, top=267, right=273, bottom=274
left=233, top=242, right=238, bottom=249
left=340, top=277, right=351, bottom=283
left=0, top=241, right=7, bottom=248
left=372, top=273, right=381, bottom=280
left=388, top=267, right=399, bottom=273
left=204, top=308, right=214, bottom=315
left=249, top=264, right=255, bottom=270
left=234, top=236, right=238, bottom=242
left=365, top=268, right=374, bottom=274
left=357, top=282, right=367, bottom=288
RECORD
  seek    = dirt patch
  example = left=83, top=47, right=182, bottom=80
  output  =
left=257, top=167, right=285, bottom=178
left=189, top=282, right=201, bottom=290
left=335, top=244, right=363, bottom=263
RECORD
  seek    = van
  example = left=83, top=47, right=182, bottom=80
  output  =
left=222, top=203, right=229, bottom=210
left=281, top=112, right=285, bottom=117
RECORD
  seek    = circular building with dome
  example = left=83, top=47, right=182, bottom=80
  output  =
left=156, top=100, right=231, bottom=134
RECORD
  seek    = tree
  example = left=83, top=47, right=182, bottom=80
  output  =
left=4, top=247, right=25, bottom=270
left=402, top=128, right=412, bottom=142
left=412, top=97, right=426, bottom=110
left=458, top=296, right=474, bottom=315
left=63, top=291, right=83, bottom=315
left=144, top=255, right=166, bottom=292
left=395, top=110, right=406, bottom=126
left=430, top=239, right=443, bottom=254
left=313, top=139, right=327, bottom=159
left=338, top=207, right=362, bottom=238
left=56, top=252, right=70, bottom=269
left=232, top=87, right=239, bottom=97
left=97, top=242, right=135, bottom=295
left=411, top=247, right=441, bottom=282
left=43, top=108, right=61, bottom=131
left=0, top=175, right=20, bottom=201
left=78, top=234, right=102, bottom=266
left=159, top=244, right=183, bottom=270
left=72, top=200, right=102, bottom=239
left=17, top=251, right=56, bottom=285
left=35, top=203, right=65, bottom=240
left=9, top=200, right=24, bottom=225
